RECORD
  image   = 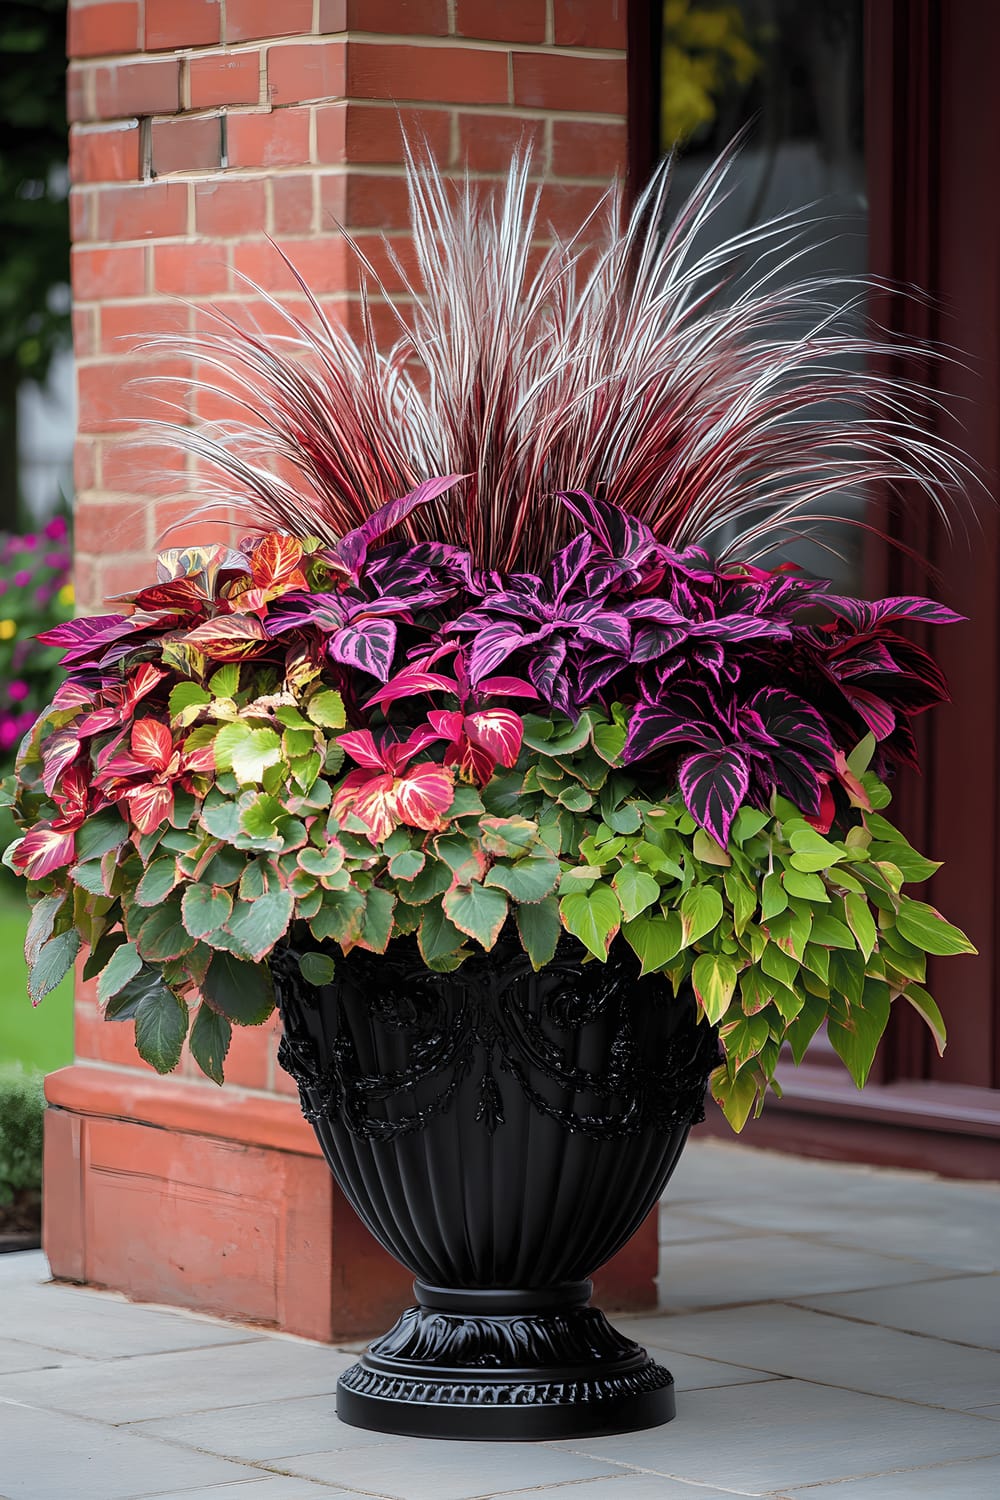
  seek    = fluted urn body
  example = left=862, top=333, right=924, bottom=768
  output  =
left=272, top=926, right=717, bottom=1440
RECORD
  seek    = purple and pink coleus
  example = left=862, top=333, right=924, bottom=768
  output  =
left=22, top=486, right=958, bottom=876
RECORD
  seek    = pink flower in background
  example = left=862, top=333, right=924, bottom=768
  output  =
left=35, top=584, right=54, bottom=606
left=44, top=551, right=71, bottom=571
left=8, top=681, right=29, bottom=702
left=22, top=534, right=38, bottom=550
left=14, top=569, right=32, bottom=588
left=44, top=516, right=67, bottom=541
left=0, top=580, right=7, bottom=596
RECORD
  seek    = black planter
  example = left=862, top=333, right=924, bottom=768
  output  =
left=271, top=926, right=718, bottom=1441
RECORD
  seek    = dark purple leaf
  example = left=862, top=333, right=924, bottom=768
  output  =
left=840, top=685, right=897, bottom=740
left=335, top=476, right=463, bottom=577
left=816, top=594, right=964, bottom=631
left=679, top=747, right=751, bottom=847
left=550, top=531, right=594, bottom=599
left=327, top=618, right=398, bottom=681
left=466, top=623, right=528, bottom=684
left=529, top=636, right=569, bottom=709
left=623, top=703, right=721, bottom=763
left=750, top=688, right=836, bottom=772
left=557, top=491, right=657, bottom=561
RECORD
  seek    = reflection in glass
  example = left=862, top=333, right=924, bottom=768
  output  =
left=660, top=0, right=867, bottom=589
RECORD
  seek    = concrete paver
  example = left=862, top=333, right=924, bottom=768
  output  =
left=793, top=1271, right=1000, bottom=1349
left=0, top=1140, right=998, bottom=1500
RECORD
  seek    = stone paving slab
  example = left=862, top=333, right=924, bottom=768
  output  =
left=793, top=1271, right=1000, bottom=1349
left=657, top=1233, right=954, bottom=1312
left=0, top=1399, right=269, bottom=1500
left=635, top=1300, right=1000, bottom=1410
left=550, top=1378, right=1000, bottom=1493
left=2, top=1141, right=999, bottom=1500
left=0, top=1336, right=354, bottom=1426
left=777, top=1452, right=1000, bottom=1498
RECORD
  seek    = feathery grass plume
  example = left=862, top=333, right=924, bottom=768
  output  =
left=153, top=139, right=970, bottom=571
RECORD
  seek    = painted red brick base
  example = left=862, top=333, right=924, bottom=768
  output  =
left=44, top=1065, right=659, bottom=1340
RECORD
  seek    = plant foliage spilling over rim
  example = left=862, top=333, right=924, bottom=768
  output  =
left=149, top=141, right=971, bottom=573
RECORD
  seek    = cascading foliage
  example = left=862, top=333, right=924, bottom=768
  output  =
left=0, top=146, right=976, bottom=1128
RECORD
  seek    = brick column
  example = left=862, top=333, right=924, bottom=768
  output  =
left=51, top=0, right=643, bottom=1337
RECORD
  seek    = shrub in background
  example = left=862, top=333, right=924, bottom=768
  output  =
left=0, top=516, right=73, bottom=768
left=0, top=1065, right=44, bottom=1206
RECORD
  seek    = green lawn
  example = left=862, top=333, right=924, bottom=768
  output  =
left=0, top=887, right=74, bottom=1074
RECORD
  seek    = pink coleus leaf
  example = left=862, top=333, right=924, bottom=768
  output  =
left=391, top=763, right=455, bottom=831
left=464, top=708, right=523, bottom=770
left=130, top=719, right=174, bottom=772
left=11, top=825, right=78, bottom=880
left=338, top=729, right=388, bottom=770
left=41, top=731, right=81, bottom=798
left=120, top=782, right=175, bottom=836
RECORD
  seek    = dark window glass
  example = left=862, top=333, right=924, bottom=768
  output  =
left=659, top=0, right=867, bottom=589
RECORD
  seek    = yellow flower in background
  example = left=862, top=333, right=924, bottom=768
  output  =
left=58, top=583, right=75, bottom=607
left=0, top=619, right=17, bottom=640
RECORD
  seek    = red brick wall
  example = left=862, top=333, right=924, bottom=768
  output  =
left=67, top=0, right=628, bottom=1087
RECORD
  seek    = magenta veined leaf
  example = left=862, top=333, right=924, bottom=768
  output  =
left=678, top=747, right=752, bottom=848
left=334, top=476, right=464, bottom=577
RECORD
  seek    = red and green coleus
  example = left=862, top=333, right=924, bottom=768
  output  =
left=1, top=493, right=972, bottom=1124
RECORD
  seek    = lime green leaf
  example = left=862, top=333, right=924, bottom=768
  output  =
left=443, top=883, right=508, bottom=948
left=810, top=913, right=857, bottom=949
left=96, top=941, right=143, bottom=1004
left=592, top=718, right=626, bottom=763
left=761, top=871, right=787, bottom=920
left=723, top=869, right=756, bottom=935
left=611, top=864, right=661, bottom=921
left=168, top=682, right=212, bottom=723
left=693, top=828, right=731, bottom=867
left=902, top=983, right=947, bottom=1055
left=134, top=987, right=189, bottom=1074
left=202, top=951, right=274, bottom=1026
left=200, top=792, right=244, bottom=842
left=305, top=689, right=346, bottom=728
left=622, top=911, right=682, bottom=975
left=782, top=868, right=829, bottom=902
left=895, top=898, right=977, bottom=956
left=844, top=891, right=877, bottom=962
left=788, top=827, right=846, bottom=872
left=760, top=940, right=798, bottom=988
left=516, top=896, right=561, bottom=969
left=719, top=1012, right=770, bottom=1070
left=28, top=929, right=81, bottom=1005
left=828, top=980, right=891, bottom=1088
left=731, top=807, right=771, bottom=843
left=785, top=990, right=828, bottom=1064
left=679, top=885, right=723, bottom=948
left=189, top=1005, right=231, bottom=1085
left=298, top=951, right=336, bottom=987
left=692, top=952, right=738, bottom=1024
left=232, top=728, right=283, bottom=785
left=209, top=663, right=240, bottom=698
left=846, top=732, right=876, bottom=775
left=711, top=1064, right=758, bottom=1132
left=485, top=852, right=560, bottom=903
left=560, top=885, right=622, bottom=959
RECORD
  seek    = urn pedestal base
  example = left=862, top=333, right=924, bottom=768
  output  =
left=336, top=1279, right=675, bottom=1441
